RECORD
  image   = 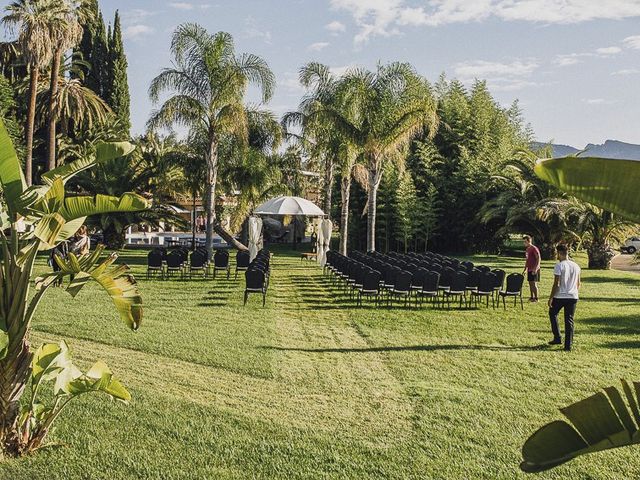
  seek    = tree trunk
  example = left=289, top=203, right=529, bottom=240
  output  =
left=539, top=243, right=556, bottom=261
left=324, top=158, right=334, bottom=218
left=205, top=137, right=218, bottom=257
left=213, top=220, right=248, bottom=251
left=25, top=65, right=39, bottom=186
left=47, top=53, right=61, bottom=172
left=587, top=242, right=615, bottom=269
left=339, top=175, right=351, bottom=255
left=366, top=168, right=381, bottom=252
left=191, top=191, right=197, bottom=250
left=0, top=247, right=38, bottom=457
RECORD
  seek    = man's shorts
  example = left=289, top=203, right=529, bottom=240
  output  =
left=527, top=270, right=540, bottom=282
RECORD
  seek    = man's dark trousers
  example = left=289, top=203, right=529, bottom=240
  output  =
left=549, top=298, right=577, bottom=350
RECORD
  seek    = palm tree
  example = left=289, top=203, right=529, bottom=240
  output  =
left=221, top=108, right=284, bottom=231
left=148, top=24, right=275, bottom=254
left=480, top=150, right=574, bottom=259
left=45, top=0, right=86, bottom=171
left=568, top=201, right=635, bottom=269
left=285, top=62, right=358, bottom=255
left=312, top=63, right=438, bottom=251
left=37, top=74, right=111, bottom=153
left=3, top=0, right=67, bottom=184
left=70, top=135, right=187, bottom=249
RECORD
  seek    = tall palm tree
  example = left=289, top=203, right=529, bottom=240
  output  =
left=148, top=24, right=275, bottom=254
left=479, top=150, right=574, bottom=259
left=312, top=63, right=439, bottom=251
left=285, top=62, right=358, bottom=255
left=3, top=0, right=67, bottom=184
left=37, top=76, right=111, bottom=150
left=45, top=0, right=87, bottom=171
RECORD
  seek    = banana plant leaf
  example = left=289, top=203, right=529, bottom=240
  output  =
left=41, top=141, right=136, bottom=185
left=534, top=157, right=640, bottom=223
left=36, top=246, right=143, bottom=330
left=58, top=193, right=149, bottom=222
left=0, top=118, right=26, bottom=217
left=521, top=380, right=640, bottom=472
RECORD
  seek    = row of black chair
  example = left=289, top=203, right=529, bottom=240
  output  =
left=244, top=250, right=271, bottom=307
left=325, top=251, right=525, bottom=309
left=147, top=248, right=251, bottom=280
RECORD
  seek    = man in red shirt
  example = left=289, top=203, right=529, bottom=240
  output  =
left=522, top=235, right=541, bottom=302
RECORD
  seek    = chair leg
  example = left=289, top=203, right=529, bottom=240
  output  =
left=262, top=292, right=266, bottom=307
left=520, top=293, right=524, bottom=310
left=244, top=291, right=248, bottom=306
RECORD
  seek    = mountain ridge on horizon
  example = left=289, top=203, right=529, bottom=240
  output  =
left=531, top=139, right=640, bottom=160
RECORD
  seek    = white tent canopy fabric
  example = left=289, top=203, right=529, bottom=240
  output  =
left=253, top=196, right=325, bottom=217
left=317, top=219, right=332, bottom=266
left=248, top=216, right=263, bottom=261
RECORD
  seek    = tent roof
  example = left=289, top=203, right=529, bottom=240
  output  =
left=253, top=196, right=325, bottom=217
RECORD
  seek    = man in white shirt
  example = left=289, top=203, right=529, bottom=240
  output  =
left=547, top=244, right=581, bottom=351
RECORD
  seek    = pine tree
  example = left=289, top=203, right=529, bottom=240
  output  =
left=393, top=169, right=417, bottom=253
left=107, top=11, right=130, bottom=135
left=76, top=2, right=109, bottom=100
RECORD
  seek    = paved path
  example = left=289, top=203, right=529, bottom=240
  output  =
left=611, top=253, right=640, bottom=273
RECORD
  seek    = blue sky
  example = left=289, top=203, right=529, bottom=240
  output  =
left=6, top=1, right=640, bottom=147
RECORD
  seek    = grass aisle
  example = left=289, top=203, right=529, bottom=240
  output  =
left=1, top=249, right=640, bottom=478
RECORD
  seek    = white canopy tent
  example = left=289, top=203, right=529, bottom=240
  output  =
left=253, top=196, right=325, bottom=217
left=253, top=196, right=327, bottom=251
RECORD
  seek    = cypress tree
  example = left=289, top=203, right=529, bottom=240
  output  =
left=76, top=2, right=109, bottom=100
left=107, top=11, right=131, bottom=135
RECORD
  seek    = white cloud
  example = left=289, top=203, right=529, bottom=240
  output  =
left=123, top=24, right=155, bottom=39
left=595, top=46, right=622, bottom=55
left=452, top=59, right=542, bottom=92
left=243, top=16, right=272, bottom=43
left=308, top=42, right=330, bottom=52
left=330, top=0, right=640, bottom=43
left=169, top=2, right=194, bottom=10
left=554, top=45, right=622, bottom=67
left=454, top=60, right=539, bottom=79
left=329, top=64, right=357, bottom=77
left=611, top=68, right=640, bottom=75
left=325, top=20, right=346, bottom=33
left=583, top=98, right=615, bottom=105
left=623, top=35, right=640, bottom=49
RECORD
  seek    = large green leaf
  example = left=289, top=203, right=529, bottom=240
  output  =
left=37, top=246, right=143, bottom=330
left=41, top=141, right=136, bottom=186
left=55, top=358, right=130, bottom=402
left=31, top=342, right=67, bottom=388
left=0, top=117, right=26, bottom=216
left=521, top=380, right=640, bottom=472
left=0, top=330, right=8, bottom=360
left=58, top=193, right=149, bottom=222
left=534, top=157, right=640, bottom=223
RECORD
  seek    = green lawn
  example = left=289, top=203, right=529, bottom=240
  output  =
left=2, top=247, right=640, bottom=479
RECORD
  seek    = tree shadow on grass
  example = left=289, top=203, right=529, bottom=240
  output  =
left=582, top=313, right=640, bottom=336
left=260, top=343, right=551, bottom=354
left=583, top=276, right=640, bottom=286
left=600, top=340, right=640, bottom=349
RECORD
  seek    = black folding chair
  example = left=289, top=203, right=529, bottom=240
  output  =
left=235, top=251, right=250, bottom=279
left=147, top=250, right=164, bottom=279
left=357, top=270, right=382, bottom=307
left=213, top=250, right=230, bottom=279
left=471, top=272, right=497, bottom=308
left=417, top=271, right=440, bottom=307
left=244, top=269, right=267, bottom=306
left=165, top=252, right=184, bottom=279
left=389, top=270, right=412, bottom=307
left=188, top=250, right=207, bottom=278
left=444, top=271, right=468, bottom=309
left=499, top=273, right=525, bottom=310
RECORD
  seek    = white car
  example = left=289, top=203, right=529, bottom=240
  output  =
left=621, top=237, right=640, bottom=254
